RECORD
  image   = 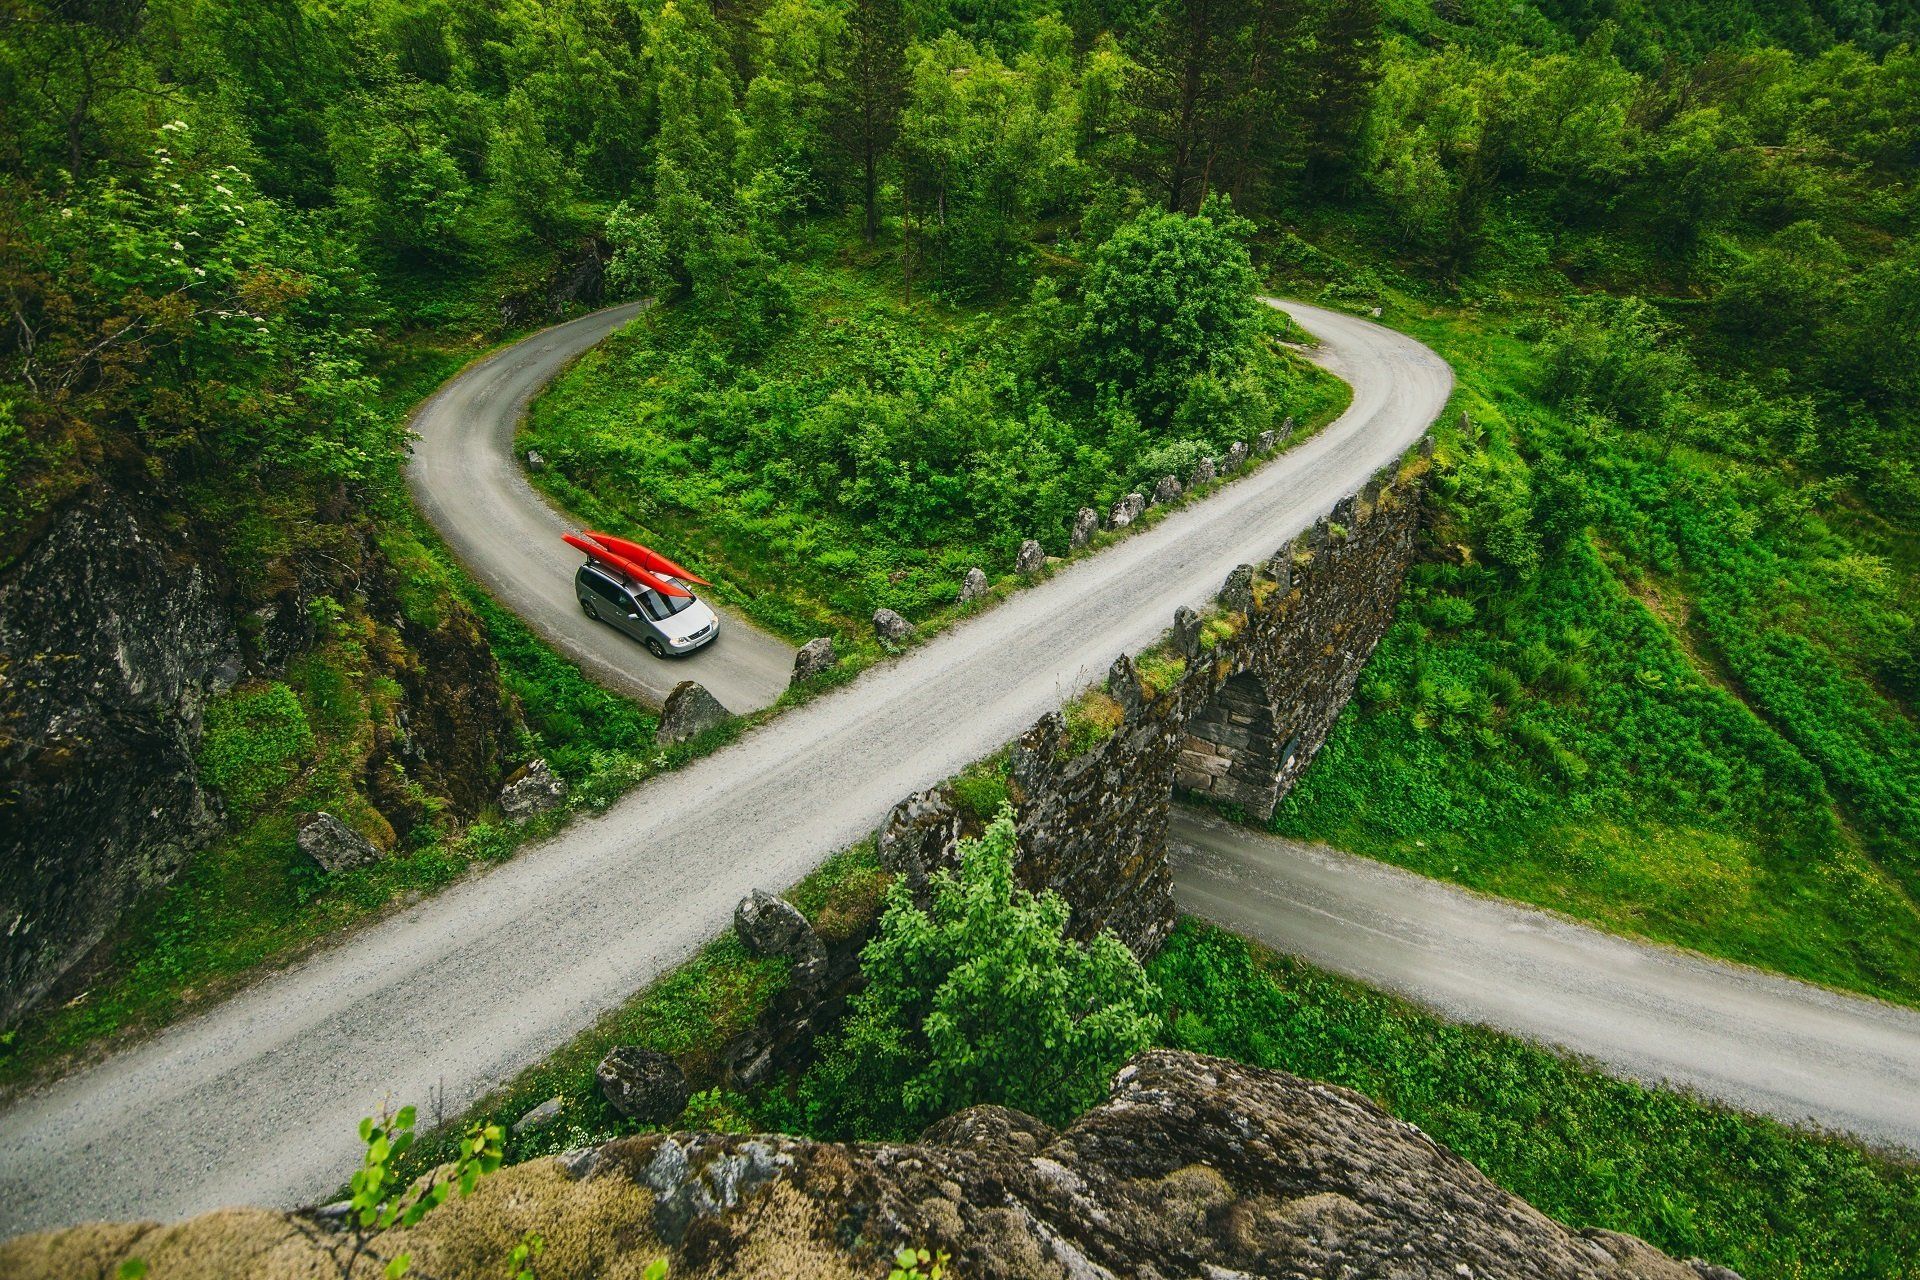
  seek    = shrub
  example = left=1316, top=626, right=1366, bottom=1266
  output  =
left=197, top=683, right=316, bottom=815
left=801, top=808, right=1159, bottom=1138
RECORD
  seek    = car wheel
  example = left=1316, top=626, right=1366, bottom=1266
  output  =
left=646, top=638, right=668, bottom=659
left=582, top=599, right=599, bottom=621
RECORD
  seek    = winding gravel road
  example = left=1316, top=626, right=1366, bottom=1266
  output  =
left=1172, top=808, right=1920, bottom=1153
left=406, top=303, right=795, bottom=712
left=0, top=301, right=1450, bottom=1234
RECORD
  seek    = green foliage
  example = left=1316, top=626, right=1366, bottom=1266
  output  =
left=802, top=808, right=1159, bottom=1138
left=889, top=1247, right=951, bottom=1279
left=527, top=257, right=1340, bottom=629
left=197, top=684, right=317, bottom=815
left=1154, top=922, right=1920, bottom=1280
left=1073, top=202, right=1263, bottom=426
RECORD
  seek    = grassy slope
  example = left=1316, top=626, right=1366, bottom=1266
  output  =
left=1262, top=236, right=1920, bottom=1006
left=1156, top=920, right=1920, bottom=1280
left=520, top=252, right=1348, bottom=643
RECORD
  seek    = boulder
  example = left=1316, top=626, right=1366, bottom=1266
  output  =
left=1224, top=440, right=1248, bottom=471
left=498, top=759, right=567, bottom=819
left=1108, top=492, right=1146, bottom=529
left=597, top=1046, right=690, bottom=1124
left=957, top=567, right=989, bottom=603
left=658, top=681, right=730, bottom=745
left=1256, top=428, right=1276, bottom=453
left=735, top=890, right=828, bottom=989
left=1014, top=539, right=1045, bottom=575
left=1069, top=506, right=1100, bottom=550
left=525, top=450, right=546, bottom=473
left=1187, top=455, right=1216, bottom=489
left=512, top=1096, right=564, bottom=1136
left=297, top=812, right=382, bottom=874
left=1222, top=563, right=1256, bottom=613
left=1173, top=604, right=1203, bottom=659
left=734, top=890, right=817, bottom=960
left=1151, top=474, right=1183, bottom=505
left=872, top=608, right=914, bottom=645
left=791, top=636, right=836, bottom=684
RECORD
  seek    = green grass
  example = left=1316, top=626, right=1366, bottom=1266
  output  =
left=521, top=252, right=1348, bottom=642
left=390, top=841, right=890, bottom=1182
left=1259, top=246, right=1920, bottom=1007
left=1154, top=919, right=1920, bottom=1280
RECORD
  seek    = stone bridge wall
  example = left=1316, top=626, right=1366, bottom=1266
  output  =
left=879, top=445, right=1430, bottom=958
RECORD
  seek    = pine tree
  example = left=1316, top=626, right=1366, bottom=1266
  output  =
left=831, top=0, right=909, bottom=243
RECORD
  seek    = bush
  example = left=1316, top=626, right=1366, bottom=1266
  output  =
left=197, top=683, right=316, bottom=815
left=801, top=808, right=1159, bottom=1138
left=1074, top=202, right=1263, bottom=427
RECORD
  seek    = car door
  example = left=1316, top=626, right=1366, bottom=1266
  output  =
left=611, top=584, right=653, bottom=641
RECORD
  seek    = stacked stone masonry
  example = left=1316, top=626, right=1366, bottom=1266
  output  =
left=880, top=454, right=1428, bottom=960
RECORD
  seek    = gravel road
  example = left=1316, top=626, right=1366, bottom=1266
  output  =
left=0, top=300, right=1450, bottom=1234
left=405, top=302, right=795, bottom=712
left=1172, top=807, right=1920, bottom=1153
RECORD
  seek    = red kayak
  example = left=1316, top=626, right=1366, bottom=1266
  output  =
left=585, top=531, right=711, bottom=586
left=562, top=533, right=692, bottom=599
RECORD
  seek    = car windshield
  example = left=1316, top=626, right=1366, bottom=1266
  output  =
left=639, top=586, right=695, bottom=620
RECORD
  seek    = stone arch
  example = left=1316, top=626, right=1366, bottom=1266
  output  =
left=1175, top=670, right=1288, bottom=819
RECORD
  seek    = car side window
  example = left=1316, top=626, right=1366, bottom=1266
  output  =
left=638, top=589, right=667, bottom=622
left=586, top=573, right=623, bottom=605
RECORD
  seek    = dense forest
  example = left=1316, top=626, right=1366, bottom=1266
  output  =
left=6, top=0, right=1920, bottom=1272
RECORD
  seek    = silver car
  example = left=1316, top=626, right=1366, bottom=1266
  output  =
left=576, top=563, right=720, bottom=658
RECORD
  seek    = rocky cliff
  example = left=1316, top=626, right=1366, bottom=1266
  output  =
left=0, top=488, right=516, bottom=1025
left=0, top=1051, right=1738, bottom=1279
left=0, top=493, right=242, bottom=1023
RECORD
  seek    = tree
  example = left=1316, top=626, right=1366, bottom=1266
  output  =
left=1072, top=201, right=1261, bottom=426
left=829, top=0, right=908, bottom=243
left=802, top=808, right=1160, bottom=1139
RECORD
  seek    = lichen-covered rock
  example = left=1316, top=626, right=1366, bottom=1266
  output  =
left=498, top=759, right=567, bottom=818
left=1187, top=455, right=1216, bottom=488
left=3, top=1051, right=1741, bottom=1280
left=1221, top=563, right=1255, bottom=613
left=872, top=608, right=913, bottom=644
left=1172, top=604, right=1203, bottom=658
left=1224, top=440, right=1248, bottom=471
left=596, top=1046, right=690, bottom=1124
left=658, top=681, right=730, bottom=745
left=876, top=781, right=964, bottom=899
left=1152, top=474, right=1182, bottom=505
left=512, top=1096, right=564, bottom=1136
left=1014, top=539, right=1046, bottom=575
left=1108, top=492, right=1146, bottom=529
left=734, top=890, right=827, bottom=988
left=1069, top=507, right=1100, bottom=550
left=791, top=636, right=836, bottom=684
left=297, top=812, right=383, bottom=874
left=1256, top=428, right=1276, bottom=453
left=525, top=450, right=546, bottom=472
left=957, top=567, right=989, bottom=603
left=0, top=494, right=240, bottom=1023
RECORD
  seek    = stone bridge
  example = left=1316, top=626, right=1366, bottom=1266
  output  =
left=878, top=442, right=1431, bottom=957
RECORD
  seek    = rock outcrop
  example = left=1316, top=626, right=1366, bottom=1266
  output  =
left=0, top=494, right=240, bottom=1023
left=0, top=1051, right=1739, bottom=1280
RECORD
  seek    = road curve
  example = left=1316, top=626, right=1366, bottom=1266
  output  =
left=0, top=301, right=1449, bottom=1235
left=405, top=303, right=795, bottom=713
left=1172, top=807, right=1920, bottom=1153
